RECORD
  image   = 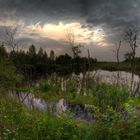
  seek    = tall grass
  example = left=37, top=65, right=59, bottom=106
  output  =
left=0, top=83, right=140, bottom=140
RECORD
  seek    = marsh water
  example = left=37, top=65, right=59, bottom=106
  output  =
left=17, top=94, right=93, bottom=122
left=14, top=70, right=140, bottom=122
left=90, top=70, right=140, bottom=89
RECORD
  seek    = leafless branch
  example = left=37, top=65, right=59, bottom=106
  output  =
left=5, top=26, right=19, bottom=51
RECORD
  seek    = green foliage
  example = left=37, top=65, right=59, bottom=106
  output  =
left=66, top=78, right=78, bottom=98
left=1, top=89, right=140, bottom=139
left=6, top=45, right=97, bottom=81
left=0, top=44, right=140, bottom=139
left=37, top=81, right=61, bottom=94
left=0, top=51, right=23, bottom=91
left=0, top=44, right=7, bottom=57
left=38, top=82, right=50, bottom=93
left=92, top=83, right=129, bottom=109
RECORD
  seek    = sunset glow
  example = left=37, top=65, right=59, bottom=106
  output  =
left=0, top=0, right=140, bottom=60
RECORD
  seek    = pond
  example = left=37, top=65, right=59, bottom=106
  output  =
left=12, top=70, right=140, bottom=122
left=90, top=70, right=140, bottom=89
left=16, top=93, right=93, bottom=122
left=75, top=70, right=140, bottom=94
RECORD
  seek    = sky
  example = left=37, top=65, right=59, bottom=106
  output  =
left=0, top=0, right=140, bottom=61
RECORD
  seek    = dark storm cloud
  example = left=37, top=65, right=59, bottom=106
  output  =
left=85, top=0, right=140, bottom=29
left=17, top=37, right=72, bottom=55
left=0, top=0, right=140, bottom=28
left=0, top=0, right=83, bottom=23
left=0, top=0, right=140, bottom=61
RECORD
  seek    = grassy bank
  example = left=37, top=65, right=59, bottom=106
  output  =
left=1, top=83, right=140, bottom=140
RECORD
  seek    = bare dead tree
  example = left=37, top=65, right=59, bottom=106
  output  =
left=5, top=26, right=19, bottom=51
left=66, top=29, right=87, bottom=95
left=124, top=28, right=139, bottom=95
left=112, top=40, right=122, bottom=86
left=113, top=40, right=121, bottom=64
left=124, top=28, right=139, bottom=66
left=66, top=29, right=75, bottom=47
left=4, top=26, right=24, bottom=101
left=87, top=49, right=91, bottom=67
left=86, top=49, right=91, bottom=92
left=66, top=29, right=83, bottom=58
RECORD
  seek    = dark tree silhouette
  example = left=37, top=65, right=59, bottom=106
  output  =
left=4, top=26, right=19, bottom=51
left=124, top=28, right=139, bottom=95
left=49, top=50, right=55, bottom=60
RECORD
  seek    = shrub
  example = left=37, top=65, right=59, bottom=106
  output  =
left=92, top=83, right=129, bottom=109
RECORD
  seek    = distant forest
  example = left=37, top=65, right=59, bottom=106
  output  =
left=0, top=44, right=97, bottom=82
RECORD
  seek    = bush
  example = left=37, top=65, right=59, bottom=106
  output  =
left=92, top=83, right=129, bottom=109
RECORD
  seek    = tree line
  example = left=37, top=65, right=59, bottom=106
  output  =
left=0, top=44, right=97, bottom=83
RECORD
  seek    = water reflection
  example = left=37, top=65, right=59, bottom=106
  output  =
left=18, top=93, right=47, bottom=110
left=12, top=70, right=140, bottom=122
left=92, top=70, right=140, bottom=88
left=76, top=70, right=140, bottom=94
left=17, top=94, right=93, bottom=122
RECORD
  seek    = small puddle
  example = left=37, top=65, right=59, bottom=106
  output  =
left=12, top=93, right=93, bottom=123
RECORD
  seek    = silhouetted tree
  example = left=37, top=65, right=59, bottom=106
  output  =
left=0, top=43, right=7, bottom=57
left=113, top=40, right=121, bottom=64
left=28, top=44, right=36, bottom=56
left=124, top=52, right=133, bottom=62
left=66, top=29, right=83, bottom=58
left=4, top=26, right=19, bottom=51
left=49, top=50, right=55, bottom=60
left=124, top=28, right=139, bottom=66
left=0, top=44, right=22, bottom=92
left=38, top=47, right=44, bottom=57
left=56, top=54, right=72, bottom=76
left=124, top=28, right=139, bottom=95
